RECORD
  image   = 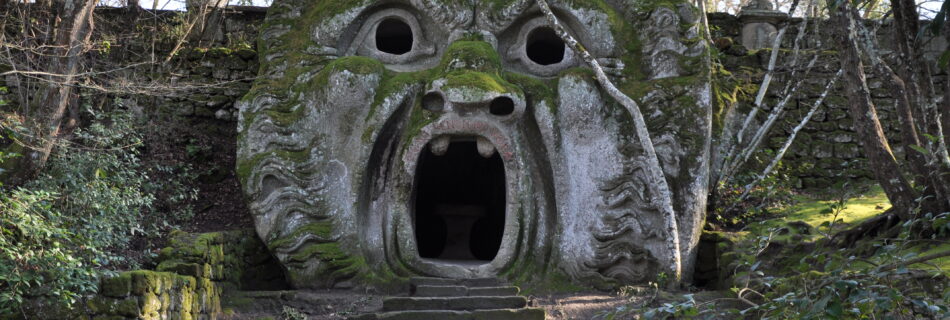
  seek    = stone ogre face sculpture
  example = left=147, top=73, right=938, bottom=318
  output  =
left=238, top=0, right=711, bottom=289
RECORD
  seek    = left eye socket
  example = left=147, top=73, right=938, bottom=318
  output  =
left=375, top=18, right=414, bottom=55
left=345, top=8, right=437, bottom=68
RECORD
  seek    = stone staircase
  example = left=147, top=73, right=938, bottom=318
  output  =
left=350, top=277, right=546, bottom=320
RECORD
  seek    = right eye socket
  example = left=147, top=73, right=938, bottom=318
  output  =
left=375, top=18, right=414, bottom=55
left=345, top=9, right=437, bottom=67
left=503, top=17, right=578, bottom=77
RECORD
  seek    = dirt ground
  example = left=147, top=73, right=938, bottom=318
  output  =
left=530, top=292, right=641, bottom=319
left=218, top=289, right=647, bottom=320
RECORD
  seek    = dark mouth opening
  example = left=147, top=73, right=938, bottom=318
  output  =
left=413, top=139, right=505, bottom=262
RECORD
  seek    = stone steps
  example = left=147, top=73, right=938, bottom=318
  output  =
left=348, top=277, right=545, bottom=320
left=413, top=285, right=520, bottom=297
left=350, top=308, right=546, bottom=320
left=383, top=296, right=527, bottom=311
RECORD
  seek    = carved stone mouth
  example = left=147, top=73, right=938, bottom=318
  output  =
left=412, top=135, right=506, bottom=262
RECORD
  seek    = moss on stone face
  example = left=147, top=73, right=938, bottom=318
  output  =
left=503, top=72, right=557, bottom=112
left=236, top=149, right=312, bottom=182
left=367, top=69, right=429, bottom=120
left=438, top=41, right=502, bottom=72
left=326, top=56, right=385, bottom=75
left=289, top=242, right=364, bottom=284
left=266, top=221, right=335, bottom=250
left=443, top=71, right=520, bottom=94
left=401, top=106, right=436, bottom=150
left=622, top=75, right=700, bottom=101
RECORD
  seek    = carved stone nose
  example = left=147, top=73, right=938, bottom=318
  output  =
left=421, top=89, right=521, bottom=117
left=422, top=72, right=526, bottom=118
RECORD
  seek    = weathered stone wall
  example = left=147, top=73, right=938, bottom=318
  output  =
left=153, top=47, right=259, bottom=121
left=28, top=230, right=286, bottom=320
left=708, top=13, right=936, bottom=188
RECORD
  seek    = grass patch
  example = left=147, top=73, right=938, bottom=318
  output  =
left=744, top=184, right=891, bottom=237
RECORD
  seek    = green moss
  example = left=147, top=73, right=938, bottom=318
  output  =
left=156, top=261, right=209, bottom=278
left=86, top=296, right=140, bottom=317
left=99, top=273, right=132, bottom=298
left=206, top=47, right=234, bottom=58
left=622, top=75, right=700, bottom=101
left=367, top=70, right=429, bottom=120
left=326, top=56, right=385, bottom=75
left=443, top=71, right=519, bottom=94
left=266, top=221, right=334, bottom=250
left=503, top=72, right=558, bottom=113
left=402, top=107, right=435, bottom=150
left=505, top=260, right=586, bottom=294
left=438, top=41, right=502, bottom=72
left=236, top=149, right=312, bottom=182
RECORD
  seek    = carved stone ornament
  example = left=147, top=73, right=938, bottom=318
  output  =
left=237, top=0, right=712, bottom=289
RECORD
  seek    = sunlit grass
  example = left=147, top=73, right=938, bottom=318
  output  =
left=781, top=184, right=891, bottom=227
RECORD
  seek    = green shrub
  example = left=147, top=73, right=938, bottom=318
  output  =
left=0, top=107, right=196, bottom=313
left=0, top=188, right=98, bottom=313
left=24, top=109, right=154, bottom=267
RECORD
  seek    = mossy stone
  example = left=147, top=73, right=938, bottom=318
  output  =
left=235, top=48, right=257, bottom=60
left=99, top=273, right=132, bottom=298
left=86, top=297, right=139, bottom=317
left=140, top=292, right=161, bottom=316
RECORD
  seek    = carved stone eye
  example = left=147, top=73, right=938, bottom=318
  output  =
left=525, top=27, right=565, bottom=66
left=345, top=9, right=440, bottom=69
left=502, top=17, right=577, bottom=77
left=376, top=18, right=413, bottom=55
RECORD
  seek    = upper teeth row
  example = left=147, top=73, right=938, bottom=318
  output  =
left=429, top=136, right=497, bottom=158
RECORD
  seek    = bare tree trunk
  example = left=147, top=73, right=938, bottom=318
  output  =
left=8, top=0, right=98, bottom=186
left=832, top=1, right=918, bottom=219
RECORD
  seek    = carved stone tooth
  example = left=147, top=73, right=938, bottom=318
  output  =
left=430, top=135, right=450, bottom=156
left=476, top=136, right=496, bottom=158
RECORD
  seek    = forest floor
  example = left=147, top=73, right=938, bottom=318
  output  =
left=139, top=118, right=948, bottom=319
left=209, top=184, right=935, bottom=319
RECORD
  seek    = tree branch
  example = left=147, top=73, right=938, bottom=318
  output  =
left=880, top=250, right=950, bottom=271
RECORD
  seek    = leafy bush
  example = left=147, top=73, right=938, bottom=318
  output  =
left=0, top=107, right=196, bottom=313
left=0, top=189, right=98, bottom=313
left=24, top=109, right=155, bottom=267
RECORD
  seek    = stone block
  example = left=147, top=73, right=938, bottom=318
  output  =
left=140, top=292, right=162, bottom=316
left=157, top=261, right=208, bottom=278
left=834, top=143, right=860, bottom=159
left=830, top=131, right=853, bottom=143
left=836, top=120, right=853, bottom=130
left=212, top=68, right=230, bottom=80
left=812, top=141, right=833, bottom=158
left=100, top=273, right=132, bottom=298
left=87, top=297, right=139, bottom=317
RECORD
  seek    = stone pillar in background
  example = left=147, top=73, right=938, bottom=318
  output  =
left=738, top=0, right=787, bottom=50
